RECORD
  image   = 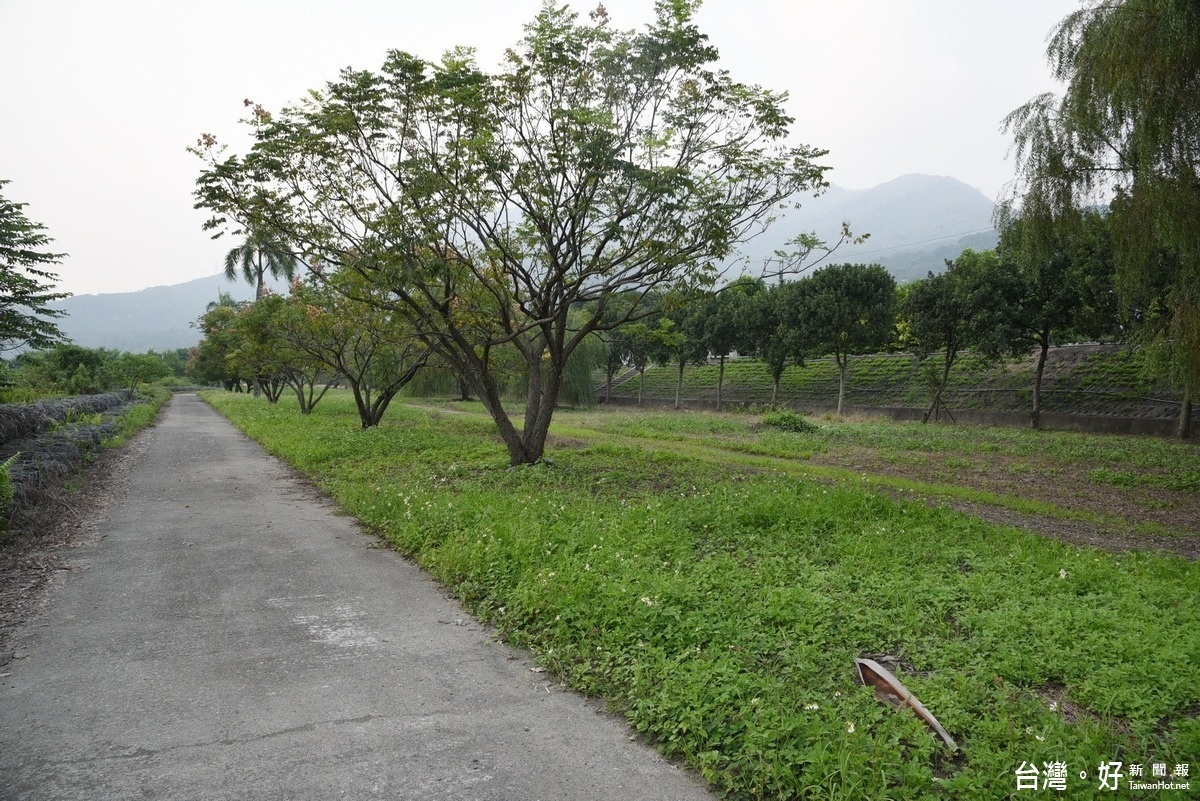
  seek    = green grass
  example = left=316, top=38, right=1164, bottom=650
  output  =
left=204, top=390, right=1200, bottom=800
left=105, top=387, right=171, bottom=447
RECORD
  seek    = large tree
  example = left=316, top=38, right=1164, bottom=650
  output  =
left=1003, top=0, right=1200, bottom=436
left=193, top=2, right=829, bottom=464
left=0, top=181, right=70, bottom=352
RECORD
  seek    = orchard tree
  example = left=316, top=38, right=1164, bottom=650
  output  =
left=278, top=273, right=430, bottom=427
left=738, top=280, right=809, bottom=406
left=114, top=352, right=172, bottom=394
left=226, top=296, right=289, bottom=402
left=903, top=249, right=1016, bottom=423
left=190, top=301, right=250, bottom=390
left=0, top=181, right=69, bottom=351
left=991, top=213, right=1118, bottom=428
left=623, top=317, right=681, bottom=406
left=193, top=2, right=830, bottom=464
left=799, top=263, right=896, bottom=417
left=661, top=301, right=707, bottom=410
left=689, top=278, right=760, bottom=410
left=1004, top=0, right=1199, bottom=436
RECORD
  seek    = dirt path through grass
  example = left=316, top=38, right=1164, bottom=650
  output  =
left=548, top=408, right=1200, bottom=560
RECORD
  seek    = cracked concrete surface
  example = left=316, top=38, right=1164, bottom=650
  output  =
left=0, top=394, right=713, bottom=800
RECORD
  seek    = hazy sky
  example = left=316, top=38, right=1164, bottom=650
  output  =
left=1, top=0, right=1077, bottom=297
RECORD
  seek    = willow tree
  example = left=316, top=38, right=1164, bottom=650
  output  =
left=1003, top=0, right=1200, bottom=436
left=193, top=1, right=829, bottom=465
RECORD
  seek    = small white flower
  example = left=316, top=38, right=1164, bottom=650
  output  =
left=1035, top=734, right=1045, bottom=742
left=804, top=703, right=819, bottom=711
left=845, top=721, right=855, bottom=734
left=640, top=596, right=655, bottom=606
left=1049, top=701, right=1058, bottom=712
left=1059, top=569, right=1068, bottom=579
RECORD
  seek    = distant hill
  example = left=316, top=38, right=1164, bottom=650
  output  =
left=52, top=274, right=290, bottom=352
left=51, top=174, right=996, bottom=352
left=736, top=173, right=998, bottom=283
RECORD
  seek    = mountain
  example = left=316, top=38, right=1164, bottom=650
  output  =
left=52, top=274, right=290, bottom=352
left=50, top=175, right=997, bottom=352
left=736, top=173, right=998, bottom=283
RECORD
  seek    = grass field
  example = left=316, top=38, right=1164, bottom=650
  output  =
left=204, top=390, right=1200, bottom=799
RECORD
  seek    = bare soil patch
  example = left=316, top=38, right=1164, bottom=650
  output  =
left=811, top=447, right=1200, bottom=560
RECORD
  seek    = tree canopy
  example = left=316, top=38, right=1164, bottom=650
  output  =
left=0, top=181, right=70, bottom=352
left=223, top=229, right=299, bottom=300
left=1003, top=0, right=1200, bottom=434
left=193, top=1, right=830, bottom=464
left=797, top=263, right=896, bottom=416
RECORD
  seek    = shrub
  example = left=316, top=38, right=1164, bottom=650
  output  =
left=761, top=409, right=820, bottom=433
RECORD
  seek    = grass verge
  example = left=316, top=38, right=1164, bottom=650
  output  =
left=204, top=391, right=1200, bottom=800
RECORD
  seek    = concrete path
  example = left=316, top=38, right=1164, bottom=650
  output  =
left=0, top=394, right=713, bottom=800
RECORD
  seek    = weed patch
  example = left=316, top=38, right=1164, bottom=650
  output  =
left=760, top=410, right=821, bottom=433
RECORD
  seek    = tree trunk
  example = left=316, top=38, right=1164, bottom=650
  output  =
left=476, top=368, right=531, bottom=463
left=351, top=384, right=374, bottom=428
left=1031, top=330, right=1050, bottom=430
left=1177, top=388, right=1193, bottom=439
left=254, top=254, right=268, bottom=300
left=675, top=359, right=684, bottom=410
left=922, top=348, right=956, bottom=424
left=771, top=375, right=780, bottom=407
left=637, top=367, right=644, bottom=406
left=716, top=354, right=725, bottom=411
left=836, top=352, right=847, bottom=417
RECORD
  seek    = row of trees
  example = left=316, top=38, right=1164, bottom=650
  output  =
left=193, top=1, right=1198, bottom=462
left=600, top=204, right=1126, bottom=427
left=190, top=272, right=431, bottom=428
left=3, top=344, right=184, bottom=400
left=195, top=200, right=1134, bottom=436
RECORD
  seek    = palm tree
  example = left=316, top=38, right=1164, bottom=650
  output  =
left=205, top=288, right=243, bottom=313
left=223, top=230, right=297, bottom=300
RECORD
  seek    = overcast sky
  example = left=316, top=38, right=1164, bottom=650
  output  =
left=1, top=0, right=1077, bottom=297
